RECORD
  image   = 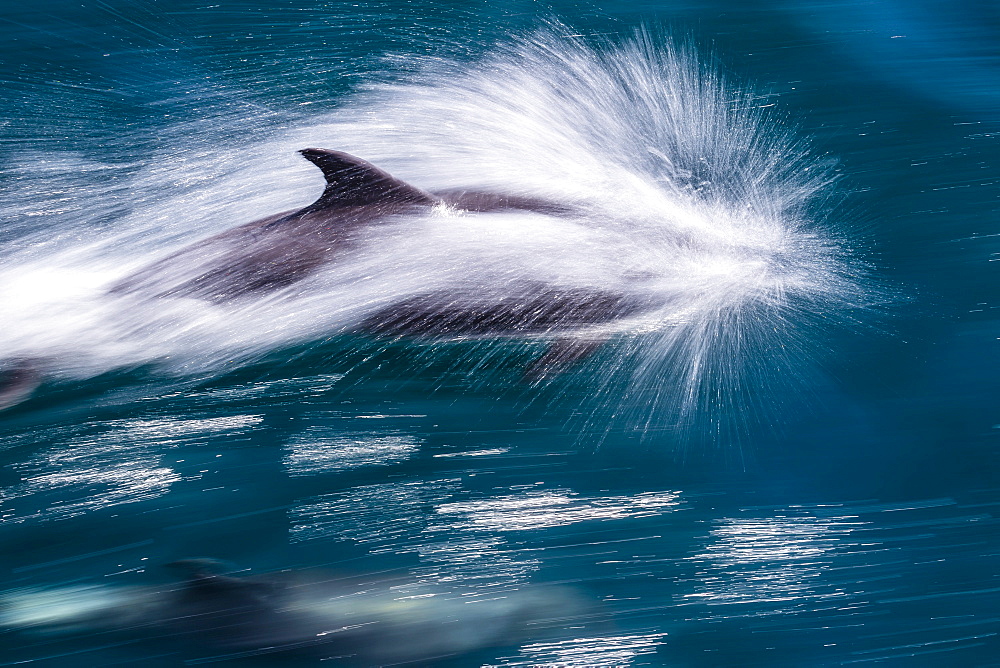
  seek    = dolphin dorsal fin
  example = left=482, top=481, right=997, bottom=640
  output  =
left=299, top=148, right=437, bottom=209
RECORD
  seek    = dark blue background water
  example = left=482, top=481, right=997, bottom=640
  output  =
left=1, top=1, right=998, bottom=666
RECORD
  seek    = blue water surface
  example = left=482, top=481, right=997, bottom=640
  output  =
left=0, top=1, right=998, bottom=666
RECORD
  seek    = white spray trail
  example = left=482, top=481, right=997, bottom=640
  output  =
left=0, top=27, right=878, bottom=436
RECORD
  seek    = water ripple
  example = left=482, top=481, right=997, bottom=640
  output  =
left=1, top=414, right=261, bottom=522
left=432, top=488, right=681, bottom=532
left=494, top=632, right=666, bottom=667
left=283, top=429, right=421, bottom=476
left=682, top=510, right=867, bottom=607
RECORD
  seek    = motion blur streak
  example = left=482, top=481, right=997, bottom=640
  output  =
left=0, top=26, right=877, bottom=444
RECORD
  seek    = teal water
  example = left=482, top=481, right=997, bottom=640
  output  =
left=1, top=2, right=998, bottom=666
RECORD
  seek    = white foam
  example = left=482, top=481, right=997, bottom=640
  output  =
left=0, top=27, right=875, bottom=429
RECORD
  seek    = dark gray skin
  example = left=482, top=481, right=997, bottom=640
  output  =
left=111, top=148, right=650, bottom=373
left=111, top=148, right=575, bottom=303
left=359, top=286, right=647, bottom=377
left=0, top=150, right=647, bottom=410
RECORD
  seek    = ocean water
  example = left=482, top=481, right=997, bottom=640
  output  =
left=0, top=1, right=997, bottom=666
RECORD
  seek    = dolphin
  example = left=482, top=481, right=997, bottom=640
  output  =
left=111, top=149, right=650, bottom=361
left=0, top=150, right=651, bottom=410
left=110, top=148, right=575, bottom=303
left=0, top=559, right=587, bottom=663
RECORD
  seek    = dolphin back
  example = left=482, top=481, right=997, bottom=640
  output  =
left=299, top=148, right=438, bottom=210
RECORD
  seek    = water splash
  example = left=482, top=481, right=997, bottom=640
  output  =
left=0, top=26, right=879, bottom=442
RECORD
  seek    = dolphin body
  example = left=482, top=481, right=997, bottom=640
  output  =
left=113, top=148, right=584, bottom=303
left=125, top=149, right=647, bottom=368
left=0, top=559, right=586, bottom=664
left=0, top=149, right=649, bottom=409
left=111, top=149, right=646, bottom=337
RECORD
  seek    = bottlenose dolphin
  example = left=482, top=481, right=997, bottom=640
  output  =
left=0, top=559, right=587, bottom=663
left=0, top=150, right=650, bottom=410
left=111, top=148, right=575, bottom=303
left=112, top=149, right=649, bottom=360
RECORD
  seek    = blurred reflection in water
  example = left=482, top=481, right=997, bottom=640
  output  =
left=684, top=508, right=867, bottom=607
left=0, top=560, right=591, bottom=665
left=492, top=632, right=666, bottom=667
left=2, top=415, right=262, bottom=523
left=283, top=429, right=421, bottom=476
